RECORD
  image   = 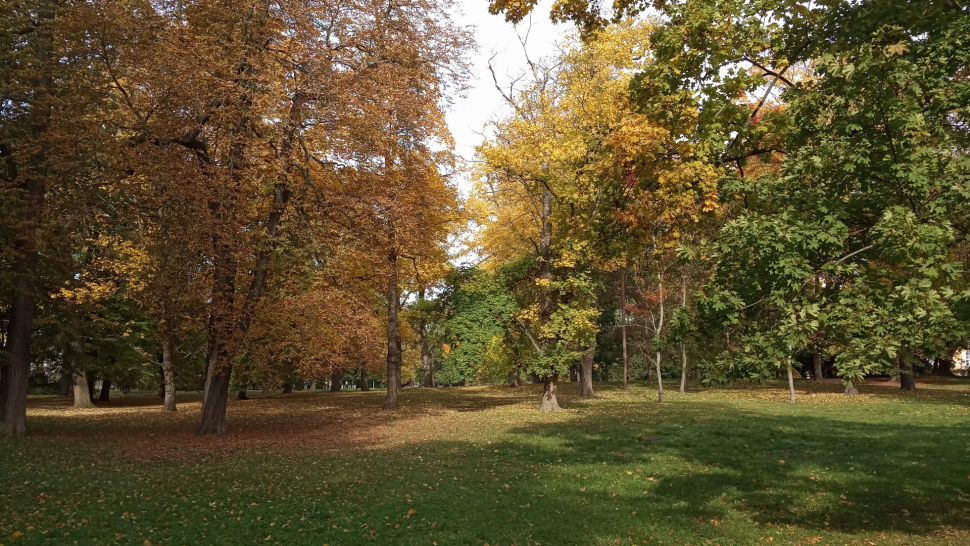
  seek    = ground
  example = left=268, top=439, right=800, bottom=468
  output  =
left=1, top=379, right=969, bottom=546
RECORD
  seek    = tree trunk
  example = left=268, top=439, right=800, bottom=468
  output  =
left=900, top=356, right=916, bottom=392
left=73, top=371, right=94, bottom=409
left=508, top=370, right=520, bottom=387
left=87, top=374, right=96, bottom=401
left=308, top=381, right=316, bottom=391
left=679, top=269, right=688, bottom=394
left=844, top=382, right=858, bottom=395
left=330, top=370, right=342, bottom=392
left=237, top=390, right=249, bottom=400
left=384, top=249, right=401, bottom=410
left=655, top=352, right=664, bottom=402
left=786, top=347, right=796, bottom=403
left=58, top=372, right=71, bottom=397
left=161, top=337, right=176, bottom=411
left=419, top=292, right=434, bottom=388
left=282, top=383, right=293, bottom=394
left=538, top=373, right=561, bottom=411
left=579, top=342, right=595, bottom=398
left=530, top=372, right=540, bottom=383
left=621, top=270, right=628, bottom=391
left=99, top=380, right=112, bottom=403
left=198, top=182, right=291, bottom=435
left=813, top=351, right=823, bottom=380
left=157, top=366, right=165, bottom=398
left=360, top=365, right=369, bottom=391
left=0, top=0, right=55, bottom=439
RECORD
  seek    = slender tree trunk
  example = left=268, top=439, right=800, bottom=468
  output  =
left=330, top=370, right=342, bottom=392
left=787, top=347, right=796, bottom=403
left=579, top=341, right=595, bottom=398
left=655, top=352, right=664, bottom=402
left=844, top=381, right=858, bottom=395
left=99, top=380, right=111, bottom=403
left=654, top=273, right=665, bottom=402
left=508, top=370, right=520, bottom=387
left=161, top=337, right=176, bottom=411
left=813, top=351, right=823, bottom=380
left=419, top=290, right=434, bottom=388
left=384, top=249, right=401, bottom=410
left=538, top=373, right=561, bottom=411
left=621, top=270, right=628, bottom=391
left=157, top=366, right=165, bottom=398
left=73, top=371, right=94, bottom=409
left=360, top=365, right=369, bottom=391
left=679, top=268, right=688, bottom=394
left=87, top=374, right=96, bottom=401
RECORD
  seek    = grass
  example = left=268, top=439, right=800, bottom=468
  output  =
left=2, top=378, right=969, bottom=546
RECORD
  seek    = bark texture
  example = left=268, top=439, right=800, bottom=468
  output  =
left=99, top=380, right=111, bottom=403
left=383, top=249, right=401, bottom=410
left=161, top=337, right=177, bottom=411
left=813, top=352, right=823, bottom=380
left=578, top=342, right=595, bottom=398
left=360, top=365, right=369, bottom=391
left=538, top=374, right=561, bottom=411
left=73, top=371, right=94, bottom=409
left=330, top=370, right=342, bottom=392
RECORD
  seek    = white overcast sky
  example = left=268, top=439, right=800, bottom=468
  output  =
left=446, top=0, right=567, bottom=195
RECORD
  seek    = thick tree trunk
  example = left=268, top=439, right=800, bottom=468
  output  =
left=813, top=352, right=823, bottom=380
left=282, top=383, right=293, bottom=394
left=73, top=371, right=94, bottom=409
left=384, top=249, right=401, bottom=410
left=197, top=371, right=231, bottom=434
left=99, top=380, right=111, bottom=403
left=538, top=373, right=561, bottom=411
left=579, top=342, right=595, bottom=398
left=330, top=370, right=342, bottom=392
left=58, top=372, right=71, bottom=397
left=360, top=365, right=369, bottom=391
left=161, top=337, right=176, bottom=411
left=621, top=270, right=628, bottom=391
left=0, top=0, right=54, bottom=439
left=900, top=356, right=916, bottom=392
left=508, top=370, right=520, bottom=387
left=655, top=352, right=664, bottom=402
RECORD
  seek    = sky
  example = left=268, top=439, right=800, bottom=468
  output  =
left=445, top=0, right=569, bottom=195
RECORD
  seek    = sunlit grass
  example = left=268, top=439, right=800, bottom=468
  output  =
left=2, top=378, right=969, bottom=545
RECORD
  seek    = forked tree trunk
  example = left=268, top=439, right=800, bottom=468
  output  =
left=330, top=370, right=342, bottom=392
left=621, top=270, right=628, bottom=391
left=99, top=380, right=111, bottom=402
left=579, top=342, right=595, bottom=398
left=384, top=249, right=401, bottom=410
left=813, top=352, right=823, bottom=380
left=538, top=374, right=561, bottom=411
left=161, top=337, right=176, bottom=411
left=73, top=371, right=94, bottom=409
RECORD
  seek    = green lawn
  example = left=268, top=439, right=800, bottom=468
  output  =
left=2, top=379, right=969, bottom=545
